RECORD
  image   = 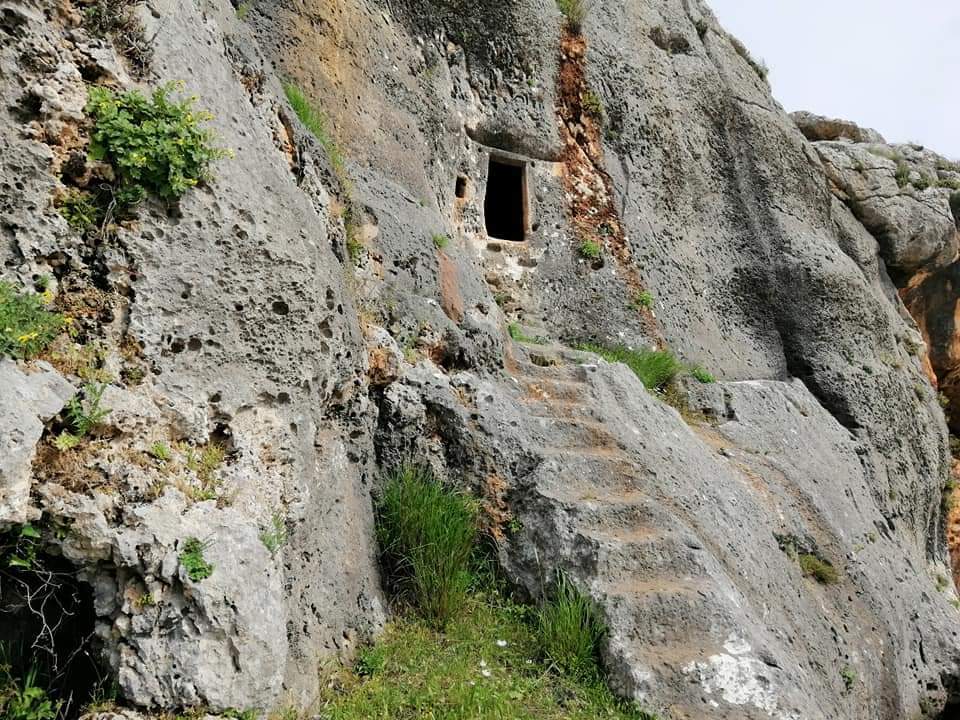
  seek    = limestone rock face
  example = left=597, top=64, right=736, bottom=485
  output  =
left=2, top=0, right=960, bottom=717
left=0, top=360, right=73, bottom=526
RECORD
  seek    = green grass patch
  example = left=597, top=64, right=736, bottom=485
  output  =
left=508, top=323, right=546, bottom=345
left=432, top=233, right=450, bottom=250
left=86, top=83, right=228, bottom=204
left=282, top=82, right=344, bottom=173
left=579, top=240, right=602, bottom=260
left=376, top=466, right=478, bottom=627
left=536, top=573, right=606, bottom=678
left=317, top=595, right=656, bottom=720
left=576, top=343, right=681, bottom=391
left=798, top=553, right=839, bottom=585
left=0, top=282, right=65, bottom=360
left=688, top=365, right=715, bottom=384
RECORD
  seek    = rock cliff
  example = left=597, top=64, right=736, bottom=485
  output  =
left=1, top=1, right=959, bottom=719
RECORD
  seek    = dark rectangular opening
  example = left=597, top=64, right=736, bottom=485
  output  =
left=484, top=156, right=526, bottom=241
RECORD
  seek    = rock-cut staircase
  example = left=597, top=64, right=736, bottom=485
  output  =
left=502, top=340, right=759, bottom=720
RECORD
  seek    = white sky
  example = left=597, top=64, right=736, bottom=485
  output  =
left=707, top=1, right=960, bottom=159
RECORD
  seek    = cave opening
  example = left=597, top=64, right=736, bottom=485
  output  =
left=483, top=156, right=527, bottom=242
left=1, top=525, right=104, bottom=719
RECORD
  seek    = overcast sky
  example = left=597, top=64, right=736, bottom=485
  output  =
left=707, top=1, right=960, bottom=159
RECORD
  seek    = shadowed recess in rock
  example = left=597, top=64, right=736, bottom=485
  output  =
left=484, top=156, right=527, bottom=242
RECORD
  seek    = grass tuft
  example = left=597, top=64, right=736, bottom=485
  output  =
left=798, top=553, right=839, bottom=585
left=508, top=323, right=546, bottom=345
left=282, top=82, right=344, bottom=173
left=536, top=573, right=606, bottom=678
left=376, top=466, right=478, bottom=627
left=577, top=342, right=681, bottom=391
left=556, top=0, right=592, bottom=33
left=431, top=233, right=449, bottom=250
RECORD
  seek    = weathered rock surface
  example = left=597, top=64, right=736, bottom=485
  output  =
left=790, top=110, right=886, bottom=144
left=0, top=360, right=73, bottom=526
left=2, top=0, right=960, bottom=718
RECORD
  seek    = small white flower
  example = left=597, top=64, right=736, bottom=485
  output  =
left=495, top=639, right=508, bottom=647
left=481, top=669, right=492, bottom=678
left=479, top=659, right=487, bottom=668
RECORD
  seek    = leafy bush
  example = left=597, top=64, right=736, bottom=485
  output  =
left=282, top=82, right=344, bottom=173
left=0, top=282, right=65, bottom=360
left=577, top=342, right=681, bottom=391
left=798, top=553, right=839, bottom=585
left=579, top=240, right=602, bottom=260
left=376, top=466, right=478, bottom=627
left=86, top=84, right=228, bottom=205
left=556, top=0, right=592, bottom=33
left=431, top=233, right=449, bottom=250
left=56, top=382, right=111, bottom=450
left=0, top=665, right=59, bottom=720
left=179, top=537, right=214, bottom=582
left=536, top=573, right=606, bottom=678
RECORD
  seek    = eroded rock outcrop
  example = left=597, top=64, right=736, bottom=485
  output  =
left=3, top=0, right=960, bottom=718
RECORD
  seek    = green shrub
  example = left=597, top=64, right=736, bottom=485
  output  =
left=556, top=0, right=591, bottom=33
left=66, top=382, right=111, bottom=436
left=236, top=1, right=252, bottom=19
left=577, top=342, right=681, bottom=391
left=86, top=83, right=228, bottom=205
left=840, top=666, right=856, bottom=692
left=179, top=537, right=214, bottom=582
left=912, top=173, right=931, bottom=191
left=632, top=290, right=654, bottom=310
left=579, top=240, right=602, bottom=260
left=376, top=466, right=478, bottom=627
left=798, top=553, right=839, bottom=585
left=689, top=365, right=716, bottom=384
left=0, top=282, right=65, bottom=360
left=536, top=573, right=606, bottom=678
left=582, top=90, right=604, bottom=118
left=431, top=233, right=449, bottom=250
left=0, top=666, right=59, bottom=720
left=282, top=82, right=344, bottom=173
